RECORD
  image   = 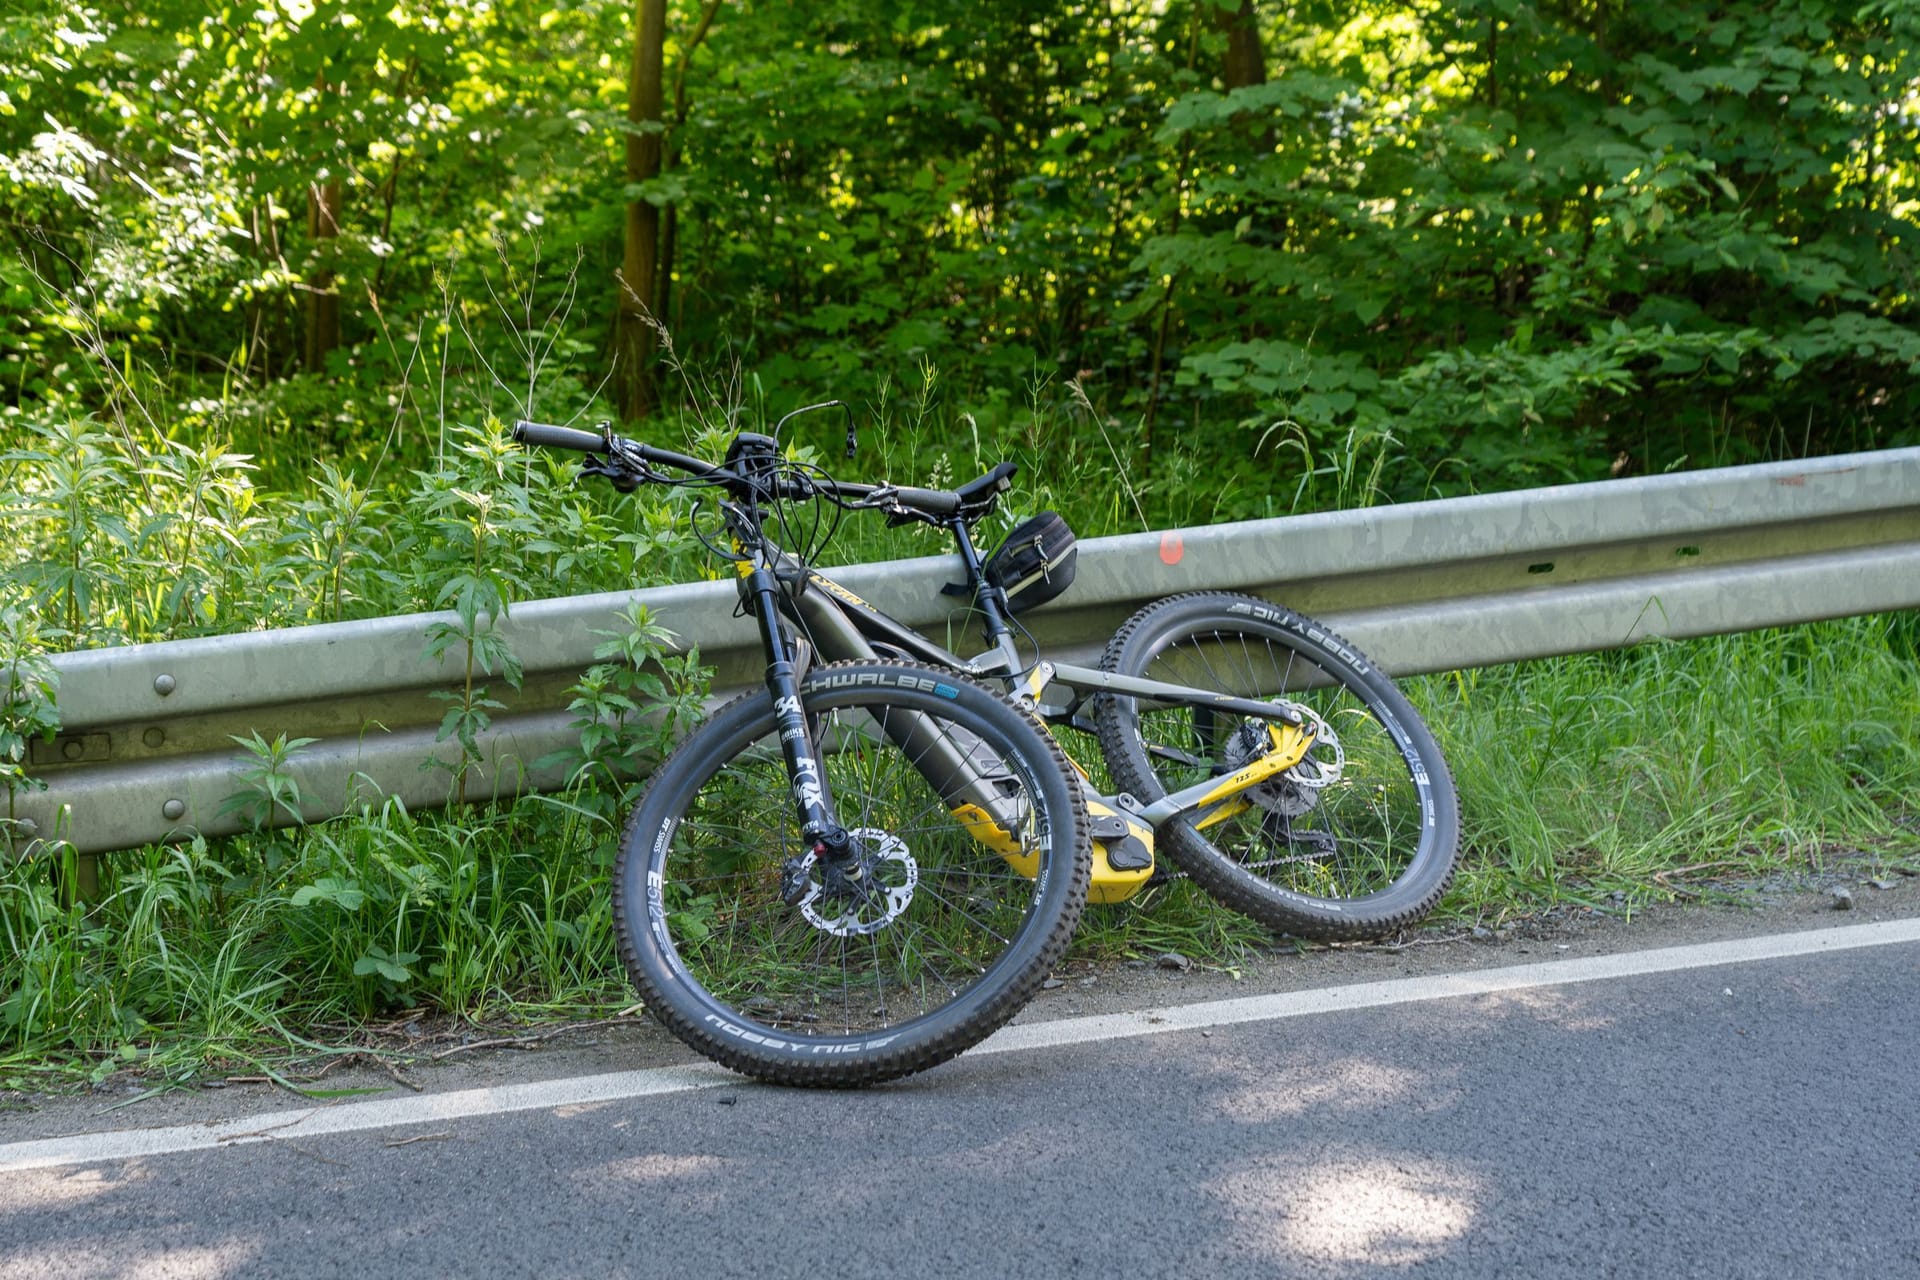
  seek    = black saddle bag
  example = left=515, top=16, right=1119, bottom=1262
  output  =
left=984, top=511, right=1077, bottom=613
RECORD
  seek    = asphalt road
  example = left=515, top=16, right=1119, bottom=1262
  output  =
left=4, top=910, right=1917, bottom=1279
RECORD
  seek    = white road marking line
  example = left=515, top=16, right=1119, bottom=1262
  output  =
left=975, top=915, right=1920, bottom=1056
left=1, top=1063, right=739, bottom=1175
left=4, top=917, right=1916, bottom=1173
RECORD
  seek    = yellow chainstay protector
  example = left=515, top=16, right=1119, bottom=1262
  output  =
left=1082, top=797, right=1154, bottom=903
left=952, top=799, right=1157, bottom=902
left=950, top=803, right=1040, bottom=877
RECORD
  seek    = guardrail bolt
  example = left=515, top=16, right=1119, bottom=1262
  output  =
left=154, top=674, right=177, bottom=696
left=143, top=727, right=166, bottom=749
left=161, top=799, right=186, bottom=821
left=62, top=739, right=86, bottom=761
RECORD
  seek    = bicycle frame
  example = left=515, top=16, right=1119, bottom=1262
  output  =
left=750, top=523, right=1320, bottom=891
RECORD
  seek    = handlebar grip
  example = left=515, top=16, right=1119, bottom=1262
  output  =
left=887, top=485, right=963, bottom=517
left=514, top=420, right=609, bottom=452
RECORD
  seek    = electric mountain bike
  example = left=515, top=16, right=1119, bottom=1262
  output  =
left=514, top=406, right=1459, bottom=1085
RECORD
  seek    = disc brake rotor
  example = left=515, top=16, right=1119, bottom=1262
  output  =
left=795, top=829, right=918, bottom=937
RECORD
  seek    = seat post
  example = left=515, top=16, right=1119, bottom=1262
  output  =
left=948, top=518, right=1019, bottom=657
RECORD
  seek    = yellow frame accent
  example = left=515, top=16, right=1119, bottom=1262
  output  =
left=1190, top=722, right=1315, bottom=829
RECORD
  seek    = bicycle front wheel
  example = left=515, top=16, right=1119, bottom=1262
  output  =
left=614, top=661, right=1089, bottom=1087
left=1094, top=593, right=1458, bottom=941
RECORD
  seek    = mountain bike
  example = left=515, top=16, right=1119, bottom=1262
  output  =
left=514, top=407, right=1459, bottom=1084
left=515, top=416, right=1090, bottom=1088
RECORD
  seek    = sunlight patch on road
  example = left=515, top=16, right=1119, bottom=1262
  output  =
left=600, top=1152, right=730, bottom=1182
left=1210, top=1056, right=1426, bottom=1123
left=0, top=1165, right=141, bottom=1210
left=1272, top=1160, right=1480, bottom=1265
left=0, top=1241, right=258, bottom=1280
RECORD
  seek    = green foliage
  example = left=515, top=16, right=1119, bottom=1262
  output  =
left=7, top=1, right=1915, bottom=513
left=0, top=408, right=703, bottom=647
left=1147, top=1, right=1920, bottom=490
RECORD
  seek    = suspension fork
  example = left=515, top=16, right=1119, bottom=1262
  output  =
left=741, top=561, right=849, bottom=862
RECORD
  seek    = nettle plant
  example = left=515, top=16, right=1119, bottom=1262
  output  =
left=411, top=421, right=543, bottom=807
left=1, top=604, right=60, bottom=834
left=406, top=417, right=715, bottom=811
left=541, top=602, right=712, bottom=828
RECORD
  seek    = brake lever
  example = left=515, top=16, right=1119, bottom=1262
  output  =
left=579, top=453, right=642, bottom=493
left=854, top=485, right=915, bottom=527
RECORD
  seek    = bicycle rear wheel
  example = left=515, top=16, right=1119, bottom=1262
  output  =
left=1094, top=593, right=1458, bottom=941
left=614, top=660, right=1089, bottom=1086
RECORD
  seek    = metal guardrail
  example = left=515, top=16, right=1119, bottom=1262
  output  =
left=12, top=446, right=1920, bottom=858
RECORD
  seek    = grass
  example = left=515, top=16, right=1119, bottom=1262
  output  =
left=1418, top=616, right=1920, bottom=920
left=1, top=798, right=633, bottom=1093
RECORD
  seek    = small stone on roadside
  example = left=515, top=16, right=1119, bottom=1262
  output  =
left=1156, top=952, right=1192, bottom=972
left=1829, top=886, right=1855, bottom=910
left=1126, top=959, right=1147, bottom=968
left=1078, top=977, right=1096, bottom=988
left=1471, top=926, right=1492, bottom=940
left=1870, top=878, right=1896, bottom=890
left=1041, top=978, right=1064, bottom=990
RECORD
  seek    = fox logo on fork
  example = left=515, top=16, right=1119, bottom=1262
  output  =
left=791, top=754, right=825, bottom=811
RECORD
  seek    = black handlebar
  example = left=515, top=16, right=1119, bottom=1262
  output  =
left=513, top=417, right=1013, bottom=522
left=883, top=485, right=963, bottom=517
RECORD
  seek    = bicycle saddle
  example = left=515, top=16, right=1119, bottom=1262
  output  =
left=886, top=461, right=1020, bottom=522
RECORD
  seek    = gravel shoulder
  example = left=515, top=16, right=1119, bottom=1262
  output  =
left=4, top=868, right=1915, bottom=1146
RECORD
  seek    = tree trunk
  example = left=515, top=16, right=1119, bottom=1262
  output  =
left=304, top=176, right=342, bottom=373
left=657, top=0, right=725, bottom=354
left=1218, top=0, right=1268, bottom=91
left=1216, top=0, right=1273, bottom=158
left=616, top=0, right=668, bottom=422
